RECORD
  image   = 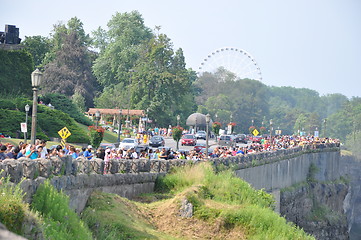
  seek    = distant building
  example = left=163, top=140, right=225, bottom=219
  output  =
left=0, top=24, right=24, bottom=50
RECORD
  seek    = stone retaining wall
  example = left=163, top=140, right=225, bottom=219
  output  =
left=0, top=143, right=339, bottom=213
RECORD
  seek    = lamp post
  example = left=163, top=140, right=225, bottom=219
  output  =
left=117, top=109, right=122, bottom=144
left=323, top=118, right=327, bottom=137
left=177, top=114, right=180, bottom=126
left=126, top=69, right=136, bottom=129
left=269, top=119, right=273, bottom=147
left=95, top=110, right=100, bottom=128
left=30, top=69, right=42, bottom=145
left=205, top=114, right=211, bottom=159
left=145, top=108, right=149, bottom=133
left=24, top=104, right=30, bottom=143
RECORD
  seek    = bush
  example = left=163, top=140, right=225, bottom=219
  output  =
left=0, top=99, right=17, bottom=110
left=0, top=177, right=26, bottom=235
left=0, top=49, right=33, bottom=97
left=31, top=180, right=93, bottom=240
left=40, top=93, right=93, bottom=126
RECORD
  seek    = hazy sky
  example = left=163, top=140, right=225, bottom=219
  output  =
left=2, top=0, right=360, bottom=98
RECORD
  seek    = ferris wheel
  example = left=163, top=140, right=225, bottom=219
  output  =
left=197, top=47, right=262, bottom=81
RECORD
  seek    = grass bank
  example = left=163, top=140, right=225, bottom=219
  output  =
left=82, top=163, right=314, bottom=239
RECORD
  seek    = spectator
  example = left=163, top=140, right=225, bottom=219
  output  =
left=0, top=145, right=8, bottom=160
left=83, top=145, right=93, bottom=160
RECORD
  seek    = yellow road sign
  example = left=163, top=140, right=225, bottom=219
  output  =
left=252, top=128, right=259, bottom=136
left=60, top=138, right=66, bottom=147
left=58, top=127, right=71, bottom=139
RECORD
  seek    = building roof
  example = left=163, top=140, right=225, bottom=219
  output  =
left=87, top=108, right=145, bottom=116
left=186, top=113, right=213, bottom=127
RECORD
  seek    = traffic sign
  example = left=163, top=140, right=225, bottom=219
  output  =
left=58, top=127, right=71, bottom=139
left=252, top=128, right=260, bottom=136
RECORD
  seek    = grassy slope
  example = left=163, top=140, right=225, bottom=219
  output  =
left=76, top=122, right=119, bottom=144
left=82, top=163, right=314, bottom=240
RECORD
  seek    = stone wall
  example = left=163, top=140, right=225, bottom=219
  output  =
left=234, top=150, right=340, bottom=191
left=0, top=143, right=339, bottom=213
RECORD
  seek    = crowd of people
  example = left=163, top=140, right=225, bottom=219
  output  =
left=0, top=134, right=339, bottom=163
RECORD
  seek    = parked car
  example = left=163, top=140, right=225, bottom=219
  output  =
left=249, top=135, right=262, bottom=143
left=235, top=134, right=248, bottom=144
left=218, top=135, right=236, bottom=147
left=194, top=143, right=206, bottom=152
left=119, top=138, right=138, bottom=150
left=181, top=134, right=197, bottom=146
left=99, top=143, right=116, bottom=149
left=200, top=147, right=214, bottom=156
left=195, top=130, right=207, bottom=140
left=149, top=136, right=165, bottom=147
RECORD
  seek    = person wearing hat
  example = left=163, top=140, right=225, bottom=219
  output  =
left=83, top=145, right=93, bottom=160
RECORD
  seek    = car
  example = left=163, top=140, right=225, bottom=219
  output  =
left=181, top=134, right=197, bottom=146
left=149, top=136, right=165, bottom=147
left=235, top=134, right=248, bottom=144
left=194, top=143, right=206, bottom=152
left=250, top=136, right=262, bottom=143
left=195, top=130, right=207, bottom=140
left=218, top=135, right=236, bottom=147
left=119, top=138, right=138, bottom=150
left=99, top=143, right=116, bottom=149
left=200, top=147, right=214, bottom=156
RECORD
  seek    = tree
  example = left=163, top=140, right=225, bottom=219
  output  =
left=21, top=35, right=51, bottom=68
left=41, top=18, right=98, bottom=108
left=92, top=11, right=153, bottom=87
left=172, top=126, right=183, bottom=150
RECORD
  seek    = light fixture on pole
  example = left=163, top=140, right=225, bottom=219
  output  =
left=323, top=118, right=327, bottom=137
left=117, top=108, right=122, bottom=144
left=24, top=104, right=30, bottom=143
left=177, top=114, right=180, bottom=126
left=205, top=114, right=211, bottom=159
left=126, top=69, right=136, bottom=128
left=95, top=110, right=100, bottom=128
left=269, top=119, right=273, bottom=147
left=30, top=69, right=43, bottom=145
left=145, top=108, right=149, bottom=133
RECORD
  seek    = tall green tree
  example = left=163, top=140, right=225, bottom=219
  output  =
left=92, top=10, right=153, bottom=87
left=41, top=18, right=98, bottom=108
left=21, top=36, right=51, bottom=68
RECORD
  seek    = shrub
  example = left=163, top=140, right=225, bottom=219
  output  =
left=88, top=126, right=104, bottom=149
left=31, top=180, right=93, bottom=240
left=40, top=93, right=93, bottom=126
left=0, top=99, right=17, bottom=110
left=0, top=177, right=26, bottom=235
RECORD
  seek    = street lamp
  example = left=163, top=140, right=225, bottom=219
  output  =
left=30, top=69, right=42, bottom=145
left=24, top=104, right=30, bottom=143
left=117, top=109, right=122, bottom=144
left=269, top=119, right=273, bottom=147
left=323, top=118, right=327, bottom=137
left=145, top=108, right=149, bottom=133
left=95, top=110, right=100, bottom=127
left=126, top=69, right=136, bottom=128
left=205, top=114, right=211, bottom=159
left=177, top=114, right=180, bottom=126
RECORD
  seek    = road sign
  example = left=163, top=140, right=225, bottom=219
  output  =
left=20, top=122, right=27, bottom=133
left=60, top=138, right=67, bottom=147
left=58, top=127, right=71, bottom=139
left=252, top=128, right=259, bottom=136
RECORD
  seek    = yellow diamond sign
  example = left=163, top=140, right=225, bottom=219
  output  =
left=252, top=128, right=259, bottom=136
left=58, top=127, right=71, bottom=139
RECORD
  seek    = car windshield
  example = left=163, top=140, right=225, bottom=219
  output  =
left=183, top=135, right=194, bottom=139
left=122, top=139, right=135, bottom=143
left=152, top=137, right=162, bottom=140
